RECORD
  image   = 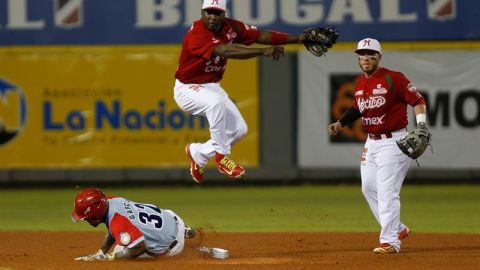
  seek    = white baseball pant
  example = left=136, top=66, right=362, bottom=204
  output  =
left=164, top=209, right=186, bottom=256
left=173, top=79, right=247, bottom=167
left=360, top=129, right=411, bottom=252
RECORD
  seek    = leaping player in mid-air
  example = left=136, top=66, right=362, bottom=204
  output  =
left=174, top=0, right=337, bottom=183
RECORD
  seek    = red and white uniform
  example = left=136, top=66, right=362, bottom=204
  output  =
left=353, top=67, right=425, bottom=134
left=354, top=68, right=425, bottom=252
left=105, top=196, right=186, bottom=257
left=174, top=18, right=260, bottom=166
left=175, top=18, right=260, bottom=84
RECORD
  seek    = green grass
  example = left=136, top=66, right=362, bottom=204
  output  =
left=0, top=185, right=478, bottom=233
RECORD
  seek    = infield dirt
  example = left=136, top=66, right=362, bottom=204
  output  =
left=1, top=231, right=479, bottom=270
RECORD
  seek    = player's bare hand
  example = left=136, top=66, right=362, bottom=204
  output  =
left=328, top=121, right=342, bottom=136
left=74, top=249, right=112, bottom=261
left=263, top=46, right=284, bottom=61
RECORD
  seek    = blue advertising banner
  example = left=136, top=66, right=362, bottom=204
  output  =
left=0, top=0, right=478, bottom=45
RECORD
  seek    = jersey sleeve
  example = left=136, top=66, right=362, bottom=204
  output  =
left=109, top=213, right=145, bottom=248
left=231, top=20, right=261, bottom=46
left=395, top=72, right=426, bottom=106
left=187, top=28, right=218, bottom=61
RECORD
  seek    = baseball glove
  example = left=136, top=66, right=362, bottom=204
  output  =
left=396, top=123, right=432, bottom=159
left=303, top=27, right=338, bottom=57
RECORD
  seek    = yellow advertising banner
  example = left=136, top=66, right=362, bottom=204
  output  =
left=0, top=46, right=258, bottom=168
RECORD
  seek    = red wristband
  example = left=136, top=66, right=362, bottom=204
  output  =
left=270, top=31, right=288, bottom=45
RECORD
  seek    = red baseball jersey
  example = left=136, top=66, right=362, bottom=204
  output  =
left=175, top=18, right=261, bottom=84
left=352, top=67, right=426, bottom=134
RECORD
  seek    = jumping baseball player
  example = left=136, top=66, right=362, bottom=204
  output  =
left=72, top=188, right=196, bottom=260
left=175, top=0, right=337, bottom=183
left=328, top=38, right=430, bottom=254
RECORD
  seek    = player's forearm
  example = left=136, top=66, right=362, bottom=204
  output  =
left=100, top=233, right=115, bottom=254
left=256, top=31, right=305, bottom=45
left=338, top=107, right=362, bottom=127
left=413, top=104, right=427, bottom=124
left=413, top=104, right=426, bottom=116
left=113, top=242, right=148, bottom=260
left=213, top=44, right=264, bottom=59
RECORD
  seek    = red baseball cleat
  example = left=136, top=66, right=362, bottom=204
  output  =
left=398, top=227, right=410, bottom=241
left=373, top=243, right=397, bottom=254
left=215, top=153, right=245, bottom=179
left=186, top=144, right=204, bottom=183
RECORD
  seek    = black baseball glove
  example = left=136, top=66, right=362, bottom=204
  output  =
left=303, top=27, right=338, bottom=57
left=396, top=123, right=432, bottom=159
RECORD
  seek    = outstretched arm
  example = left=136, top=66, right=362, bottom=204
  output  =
left=213, top=44, right=284, bottom=61
left=256, top=30, right=306, bottom=45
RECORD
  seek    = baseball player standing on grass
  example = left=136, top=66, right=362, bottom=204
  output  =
left=72, top=188, right=196, bottom=261
left=175, top=0, right=337, bottom=183
left=328, top=38, right=431, bottom=254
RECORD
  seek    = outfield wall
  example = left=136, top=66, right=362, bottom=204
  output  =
left=0, top=46, right=259, bottom=169
left=1, top=44, right=480, bottom=183
left=1, top=0, right=479, bottom=183
left=296, top=46, right=480, bottom=182
left=299, top=51, right=480, bottom=169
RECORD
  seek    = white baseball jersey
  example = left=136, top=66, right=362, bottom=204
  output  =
left=105, top=197, right=183, bottom=255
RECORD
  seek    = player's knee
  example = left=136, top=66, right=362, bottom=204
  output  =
left=230, top=122, right=248, bottom=146
left=209, top=102, right=226, bottom=115
left=237, top=122, right=248, bottom=138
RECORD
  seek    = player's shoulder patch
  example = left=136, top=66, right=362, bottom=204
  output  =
left=119, top=232, right=131, bottom=245
left=407, top=82, right=418, bottom=93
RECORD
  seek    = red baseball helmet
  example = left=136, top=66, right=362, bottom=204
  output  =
left=71, top=188, right=108, bottom=226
